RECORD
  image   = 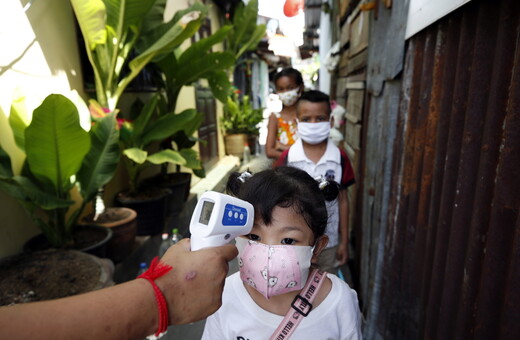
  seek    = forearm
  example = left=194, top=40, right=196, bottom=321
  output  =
left=266, top=146, right=283, bottom=159
left=0, top=240, right=237, bottom=340
left=0, top=279, right=157, bottom=340
left=266, top=115, right=281, bottom=159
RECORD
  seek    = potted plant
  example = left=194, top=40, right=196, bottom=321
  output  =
left=221, top=90, right=264, bottom=158
left=145, top=22, right=236, bottom=217
left=70, top=0, right=207, bottom=112
left=0, top=94, right=120, bottom=305
left=218, top=0, right=265, bottom=158
left=224, top=0, right=266, bottom=72
left=0, top=94, right=120, bottom=256
left=71, top=0, right=209, bottom=235
left=115, top=94, right=205, bottom=235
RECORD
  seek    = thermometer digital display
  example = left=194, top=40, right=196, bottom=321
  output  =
left=189, top=191, right=254, bottom=251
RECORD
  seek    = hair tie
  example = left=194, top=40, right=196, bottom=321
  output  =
left=314, top=175, right=329, bottom=190
left=238, top=170, right=252, bottom=183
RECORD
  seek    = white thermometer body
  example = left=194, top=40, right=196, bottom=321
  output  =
left=189, top=191, right=254, bottom=251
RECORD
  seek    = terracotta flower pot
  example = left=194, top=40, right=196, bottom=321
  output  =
left=82, top=207, right=137, bottom=263
left=224, top=133, right=248, bottom=158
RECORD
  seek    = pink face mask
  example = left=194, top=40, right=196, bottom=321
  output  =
left=235, top=237, right=314, bottom=299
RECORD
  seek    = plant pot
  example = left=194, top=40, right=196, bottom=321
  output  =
left=0, top=249, right=114, bottom=306
left=146, top=172, right=192, bottom=215
left=115, top=188, right=171, bottom=236
left=24, top=224, right=113, bottom=258
left=81, top=207, right=137, bottom=263
left=224, top=133, right=248, bottom=158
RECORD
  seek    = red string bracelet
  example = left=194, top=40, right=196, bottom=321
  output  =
left=138, top=256, right=173, bottom=337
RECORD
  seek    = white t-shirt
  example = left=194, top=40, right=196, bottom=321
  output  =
left=287, top=139, right=343, bottom=249
left=201, top=272, right=363, bottom=340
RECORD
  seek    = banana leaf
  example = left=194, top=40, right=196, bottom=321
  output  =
left=147, top=149, right=186, bottom=166
left=9, top=95, right=29, bottom=152
left=141, top=109, right=200, bottom=146
left=71, top=0, right=206, bottom=111
left=25, top=94, right=90, bottom=195
left=77, top=113, right=120, bottom=203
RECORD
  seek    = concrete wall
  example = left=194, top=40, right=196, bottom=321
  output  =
left=0, top=0, right=86, bottom=258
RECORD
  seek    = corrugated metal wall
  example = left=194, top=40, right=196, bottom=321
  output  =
left=360, top=0, right=520, bottom=338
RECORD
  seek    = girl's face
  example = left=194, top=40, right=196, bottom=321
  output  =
left=275, top=75, right=301, bottom=94
left=244, top=206, right=315, bottom=246
left=242, top=205, right=328, bottom=264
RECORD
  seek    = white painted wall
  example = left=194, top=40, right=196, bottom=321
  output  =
left=406, top=0, right=472, bottom=38
left=0, top=0, right=86, bottom=258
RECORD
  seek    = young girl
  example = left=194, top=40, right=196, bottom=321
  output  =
left=201, top=167, right=362, bottom=340
left=265, top=68, right=304, bottom=159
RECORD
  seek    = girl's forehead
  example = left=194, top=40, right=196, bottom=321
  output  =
left=255, top=206, right=309, bottom=229
left=276, top=76, right=298, bottom=87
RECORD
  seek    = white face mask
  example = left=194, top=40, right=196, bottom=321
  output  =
left=297, top=121, right=331, bottom=144
left=235, top=237, right=314, bottom=299
left=278, top=88, right=300, bottom=107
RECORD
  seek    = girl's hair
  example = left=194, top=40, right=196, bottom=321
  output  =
left=273, top=68, right=304, bottom=87
left=226, top=166, right=339, bottom=239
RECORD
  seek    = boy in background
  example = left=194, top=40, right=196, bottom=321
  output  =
left=274, top=90, right=355, bottom=274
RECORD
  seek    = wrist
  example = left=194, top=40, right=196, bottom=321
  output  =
left=133, top=279, right=160, bottom=336
left=138, top=257, right=173, bottom=337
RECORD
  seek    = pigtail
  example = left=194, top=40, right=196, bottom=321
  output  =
left=226, top=170, right=252, bottom=196
left=315, top=176, right=340, bottom=201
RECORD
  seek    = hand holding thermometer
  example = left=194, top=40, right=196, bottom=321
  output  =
left=189, top=191, right=254, bottom=251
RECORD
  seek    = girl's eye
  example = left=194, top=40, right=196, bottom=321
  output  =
left=318, top=116, right=329, bottom=122
left=281, top=238, right=296, bottom=245
left=247, top=234, right=260, bottom=241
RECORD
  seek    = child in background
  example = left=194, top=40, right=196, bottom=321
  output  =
left=273, top=90, right=355, bottom=274
left=201, top=167, right=362, bottom=340
left=265, top=68, right=304, bottom=159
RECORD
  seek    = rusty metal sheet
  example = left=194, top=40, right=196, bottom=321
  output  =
left=359, top=0, right=520, bottom=338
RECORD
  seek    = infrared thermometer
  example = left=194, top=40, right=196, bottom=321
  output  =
left=189, top=191, right=254, bottom=251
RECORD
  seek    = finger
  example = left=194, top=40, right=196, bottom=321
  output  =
left=213, top=244, right=239, bottom=262
left=177, top=238, right=191, bottom=251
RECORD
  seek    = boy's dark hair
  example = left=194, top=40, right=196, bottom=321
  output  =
left=226, top=166, right=338, bottom=240
left=273, top=68, right=304, bottom=87
left=297, top=90, right=332, bottom=115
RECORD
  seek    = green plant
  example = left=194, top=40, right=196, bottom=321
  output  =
left=225, top=0, right=266, bottom=62
left=71, top=0, right=207, bottom=111
left=155, top=25, right=235, bottom=110
left=221, top=90, right=264, bottom=135
left=118, top=94, right=204, bottom=195
left=151, top=19, right=236, bottom=178
left=0, top=94, right=120, bottom=248
left=218, top=0, right=265, bottom=136
left=72, top=0, right=212, bottom=196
